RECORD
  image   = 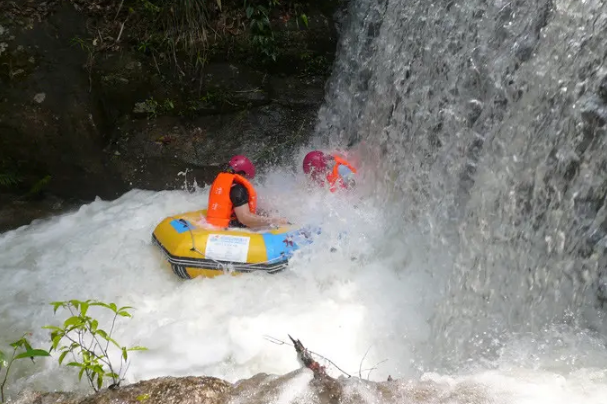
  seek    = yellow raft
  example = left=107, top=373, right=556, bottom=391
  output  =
left=151, top=209, right=309, bottom=279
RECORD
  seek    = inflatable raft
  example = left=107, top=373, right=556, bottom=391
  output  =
left=151, top=209, right=312, bottom=279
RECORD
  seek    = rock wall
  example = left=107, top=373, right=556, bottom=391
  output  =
left=0, top=0, right=343, bottom=231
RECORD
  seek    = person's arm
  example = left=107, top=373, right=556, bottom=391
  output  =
left=233, top=205, right=288, bottom=228
left=231, top=185, right=289, bottom=229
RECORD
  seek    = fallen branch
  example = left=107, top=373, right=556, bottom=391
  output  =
left=265, top=335, right=352, bottom=378
left=286, top=335, right=344, bottom=403
left=363, top=359, right=388, bottom=380
left=116, top=20, right=126, bottom=43
left=357, top=345, right=389, bottom=380
left=358, top=345, right=372, bottom=378
left=288, top=335, right=327, bottom=378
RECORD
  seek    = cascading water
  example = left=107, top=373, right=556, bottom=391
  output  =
left=2, top=0, right=607, bottom=403
left=317, top=0, right=607, bottom=367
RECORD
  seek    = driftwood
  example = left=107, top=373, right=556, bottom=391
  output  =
left=287, top=335, right=342, bottom=403
left=288, top=335, right=328, bottom=377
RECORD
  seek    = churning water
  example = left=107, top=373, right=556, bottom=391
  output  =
left=2, top=0, right=607, bottom=402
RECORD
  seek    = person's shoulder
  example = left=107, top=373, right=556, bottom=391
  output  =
left=230, top=182, right=248, bottom=194
left=230, top=183, right=249, bottom=198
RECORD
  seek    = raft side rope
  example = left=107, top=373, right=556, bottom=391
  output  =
left=169, top=216, right=292, bottom=274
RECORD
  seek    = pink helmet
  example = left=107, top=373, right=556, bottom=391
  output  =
left=303, top=151, right=329, bottom=178
left=229, top=155, right=256, bottom=179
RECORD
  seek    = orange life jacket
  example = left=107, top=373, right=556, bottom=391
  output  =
left=206, top=173, right=257, bottom=228
left=326, top=155, right=357, bottom=193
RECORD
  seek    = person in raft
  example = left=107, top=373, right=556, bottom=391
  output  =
left=302, top=150, right=357, bottom=192
left=205, top=155, right=290, bottom=229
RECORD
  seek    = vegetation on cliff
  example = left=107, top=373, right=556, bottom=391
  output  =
left=0, top=0, right=345, bottom=232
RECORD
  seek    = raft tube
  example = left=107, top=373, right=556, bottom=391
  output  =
left=151, top=209, right=314, bottom=279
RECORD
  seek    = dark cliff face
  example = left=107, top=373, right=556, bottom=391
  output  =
left=0, top=0, right=345, bottom=232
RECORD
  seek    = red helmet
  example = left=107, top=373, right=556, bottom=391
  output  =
left=229, top=155, right=256, bottom=179
left=303, top=151, right=330, bottom=178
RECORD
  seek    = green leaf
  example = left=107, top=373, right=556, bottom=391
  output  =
left=301, top=13, right=309, bottom=27
left=81, top=302, right=89, bottom=317
left=23, top=338, right=33, bottom=351
left=52, top=334, right=63, bottom=350
left=127, top=346, right=148, bottom=352
left=78, top=367, right=86, bottom=381
left=10, top=338, right=25, bottom=349
left=122, top=347, right=128, bottom=361
left=64, top=316, right=83, bottom=328
left=14, top=349, right=51, bottom=360
left=42, top=325, right=62, bottom=331
left=50, top=301, right=65, bottom=313
left=66, top=361, right=83, bottom=367
left=137, top=393, right=150, bottom=402
left=117, top=311, right=132, bottom=318
left=90, top=302, right=110, bottom=310
left=69, top=299, right=84, bottom=308
left=97, top=373, right=104, bottom=390
left=109, top=303, right=117, bottom=313
left=59, top=351, right=69, bottom=365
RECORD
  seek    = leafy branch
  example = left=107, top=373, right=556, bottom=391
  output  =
left=43, top=300, right=147, bottom=393
left=0, top=334, right=50, bottom=403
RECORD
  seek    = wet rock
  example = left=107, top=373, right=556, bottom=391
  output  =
left=110, top=102, right=317, bottom=189
left=580, top=95, right=607, bottom=127
left=12, top=391, right=80, bottom=404
left=598, top=74, right=607, bottom=102
left=0, top=193, right=78, bottom=233
left=269, top=76, right=326, bottom=107
left=513, top=37, right=536, bottom=63
left=465, top=99, right=483, bottom=126
left=13, top=377, right=232, bottom=404
left=0, top=0, right=339, bottom=231
left=33, top=92, right=45, bottom=103
left=229, top=369, right=343, bottom=404
left=80, top=376, right=231, bottom=404
left=203, top=63, right=270, bottom=106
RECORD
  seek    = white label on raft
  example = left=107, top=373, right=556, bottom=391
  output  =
left=205, top=234, right=251, bottom=263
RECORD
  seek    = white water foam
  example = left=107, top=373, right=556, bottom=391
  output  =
left=1, top=167, right=607, bottom=403
left=0, top=167, right=437, bottom=399
left=0, top=163, right=607, bottom=403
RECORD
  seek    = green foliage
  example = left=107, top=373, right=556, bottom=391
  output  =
left=0, top=334, right=50, bottom=403
left=299, top=52, right=330, bottom=76
left=244, top=0, right=279, bottom=61
left=134, top=96, right=176, bottom=118
left=0, top=171, right=21, bottom=188
left=26, top=175, right=51, bottom=198
left=0, top=157, right=22, bottom=189
left=151, top=0, right=222, bottom=60
left=43, top=300, right=147, bottom=393
left=70, top=36, right=93, bottom=53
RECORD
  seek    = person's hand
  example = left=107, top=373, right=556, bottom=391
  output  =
left=272, top=217, right=290, bottom=226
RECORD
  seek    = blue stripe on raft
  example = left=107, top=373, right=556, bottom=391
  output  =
left=170, top=219, right=192, bottom=234
left=262, top=226, right=319, bottom=262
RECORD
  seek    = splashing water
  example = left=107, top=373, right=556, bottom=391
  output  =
left=3, top=0, right=607, bottom=402
left=0, top=170, right=439, bottom=399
